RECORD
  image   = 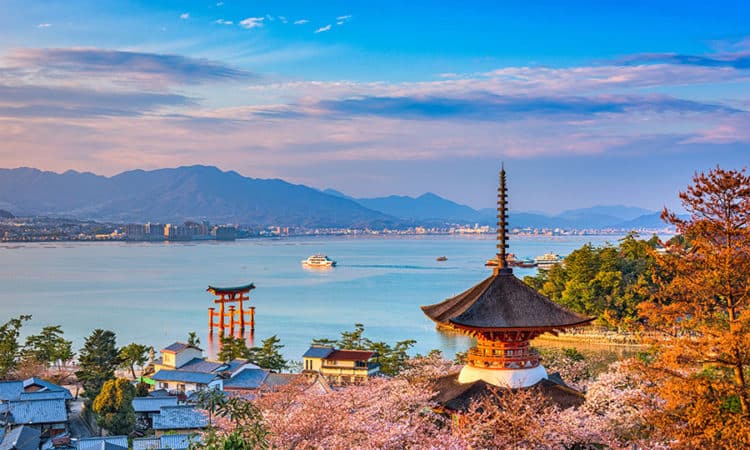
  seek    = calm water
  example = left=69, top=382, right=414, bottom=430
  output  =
left=0, top=234, right=625, bottom=361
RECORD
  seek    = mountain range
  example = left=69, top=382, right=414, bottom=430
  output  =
left=0, top=166, right=667, bottom=229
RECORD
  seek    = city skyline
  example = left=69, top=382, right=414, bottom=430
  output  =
left=1, top=1, right=749, bottom=211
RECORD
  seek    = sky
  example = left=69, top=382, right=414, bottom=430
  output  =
left=0, top=0, right=749, bottom=213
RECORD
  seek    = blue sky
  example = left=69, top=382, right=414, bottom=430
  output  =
left=1, top=1, right=749, bottom=212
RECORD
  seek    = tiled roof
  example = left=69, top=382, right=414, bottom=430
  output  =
left=4, top=398, right=67, bottom=424
left=0, top=381, right=23, bottom=401
left=223, top=359, right=255, bottom=374
left=22, top=377, right=72, bottom=399
left=132, top=396, right=178, bottom=413
left=151, top=370, right=216, bottom=385
left=261, top=373, right=300, bottom=391
left=328, top=349, right=376, bottom=361
left=152, top=405, right=208, bottom=431
left=0, top=425, right=40, bottom=450
left=76, top=436, right=128, bottom=450
left=162, top=342, right=201, bottom=353
left=178, top=358, right=224, bottom=373
left=131, top=438, right=161, bottom=450
left=223, top=368, right=269, bottom=390
left=302, top=346, right=334, bottom=359
left=132, top=435, right=195, bottom=450
left=160, top=434, right=196, bottom=450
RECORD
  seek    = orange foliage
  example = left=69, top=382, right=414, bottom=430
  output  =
left=639, top=166, right=750, bottom=445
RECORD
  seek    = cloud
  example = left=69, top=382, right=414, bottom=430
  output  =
left=6, top=48, right=254, bottom=86
left=315, top=25, right=331, bottom=34
left=215, top=19, right=233, bottom=25
left=180, top=13, right=189, bottom=20
left=293, top=19, right=309, bottom=25
left=337, top=15, right=352, bottom=21
left=619, top=52, right=750, bottom=70
left=278, top=16, right=288, bottom=24
left=315, top=93, right=740, bottom=121
left=240, top=17, right=264, bottom=29
left=37, top=23, right=51, bottom=28
left=0, top=83, right=192, bottom=118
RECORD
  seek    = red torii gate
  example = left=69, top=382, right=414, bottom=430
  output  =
left=207, top=283, right=256, bottom=335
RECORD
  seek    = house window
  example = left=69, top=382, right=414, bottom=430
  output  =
left=355, top=361, right=366, bottom=368
left=178, top=383, right=185, bottom=393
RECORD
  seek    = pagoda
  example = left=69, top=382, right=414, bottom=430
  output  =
left=422, top=166, right=593, bottom=389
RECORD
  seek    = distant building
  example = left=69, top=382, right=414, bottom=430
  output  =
left=302, top=346, right=380, bottom=384
left=148, top=342, right=258, bottom=396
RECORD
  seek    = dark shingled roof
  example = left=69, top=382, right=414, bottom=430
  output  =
left=207, top=283, right=255, bottom=294
left=430, top=372, right=585, bottom=411
left=421, top=270, right=592, bottom=330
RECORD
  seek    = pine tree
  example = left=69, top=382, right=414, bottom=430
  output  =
left=75, top=329, right=120, bottom=404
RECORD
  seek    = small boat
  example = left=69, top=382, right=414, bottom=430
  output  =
left=302, top=254, right=336, bottom=268
left=534, top=253, right=562, bottom=270
left=436, top=256, right=448, bottom=262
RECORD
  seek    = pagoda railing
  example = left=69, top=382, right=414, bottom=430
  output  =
left=466, top=347, right=540, bottom=370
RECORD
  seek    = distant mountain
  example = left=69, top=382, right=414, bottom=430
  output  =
left=559, top=205, right=656, bottom=221
left=0, top=166, right=396, bottom=227
left=0, top=209, right=14, bottom=219
left=354, top=193, right=482, bottom=222
left=0, top=166, right=667, bottom=229
left=614, top=213, right=670, bottom=229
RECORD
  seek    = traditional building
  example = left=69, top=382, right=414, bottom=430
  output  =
left=421, top=166, right=593, bottom=406
left=302, top=346, right=380, bottom=384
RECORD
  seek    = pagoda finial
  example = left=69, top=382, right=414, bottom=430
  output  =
left=496, top=163, right=511, bottom=274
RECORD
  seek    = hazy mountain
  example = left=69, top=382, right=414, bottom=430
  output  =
left=1, top=166, right=666, bottom=229
left=0, top=166, right=395, bottom=227
left=355, top=193, right=482, bottom=222
left=559, top=205, right=656, bottom=221
left=614, top=213, right=670, bottom=229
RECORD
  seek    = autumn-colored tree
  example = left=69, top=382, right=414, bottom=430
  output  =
left=639, top=166, right=750, bottom=446
left=92, top=378, right=137, bottom=435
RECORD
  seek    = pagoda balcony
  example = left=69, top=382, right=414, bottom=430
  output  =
left=466, top=347, right=540, bottom=370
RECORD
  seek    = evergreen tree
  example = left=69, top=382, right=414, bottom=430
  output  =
left=248, top=335, right=289, bottom=372
left=118, top=343, right=150, bottom=379
left=93, top=378, right=136, bottom=435
left=76, top=329, right=119, bottom=404
left=23, top=325, right=74, bottom=368
left=0, top=315, right=30, bottom=379
left=218, top=335, right=250, bottom=362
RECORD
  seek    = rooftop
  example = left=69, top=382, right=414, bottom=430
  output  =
left=132, top=396, right=178, bottom=413
left=430, top=372, right=585, bottom=411
left=151, top=370, right=217, bottom=385
left=162, top=342, right=202, bottom=353
left=0, top=381, right=23, bottom=401
left=223, top=368, right=269, bottom=390
left=0, top=398, right=67, bottom=424
left=0, top=426, right=40, bottom=450
left=421, top=271, right=593, bottom=330
left=76, top=436, right=128, bottom=450
left=152, top=405, right=208, bottom=431
left=207, top=283, right=255, bottom=294
left=327, top=349, right=377, bottom=361
left=302, top=346, right=334, bottom=359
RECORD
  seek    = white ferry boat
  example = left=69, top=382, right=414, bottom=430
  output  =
left=302, top=254, right=336, bottom=268
left=534, top=253, right=563, bottom=270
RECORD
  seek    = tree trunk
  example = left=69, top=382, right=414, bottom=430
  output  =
left=734, top=360, right=749, bottom=416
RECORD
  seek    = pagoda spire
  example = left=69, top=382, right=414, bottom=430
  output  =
left=495, top=163, right=510, bottom=274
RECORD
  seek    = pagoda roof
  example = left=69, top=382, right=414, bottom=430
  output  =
left=421, top=270, right=592, bottom=331
left=430, top=371, right=584, bottom=411
left=207, top=283, right=255, bottom=294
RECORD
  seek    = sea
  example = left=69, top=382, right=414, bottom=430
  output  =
left=0, top=234, right=635, bottom=361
